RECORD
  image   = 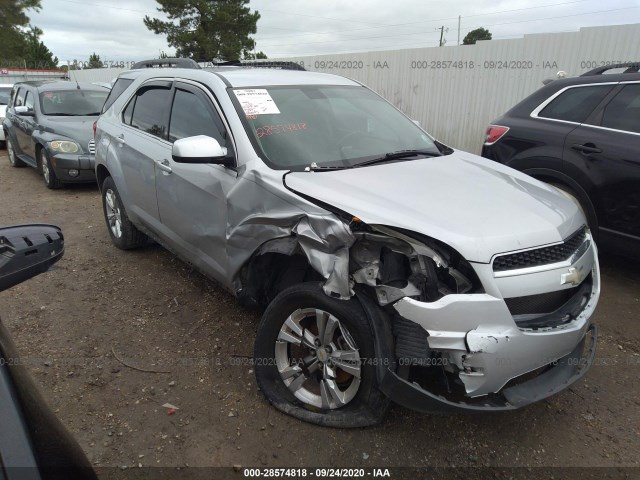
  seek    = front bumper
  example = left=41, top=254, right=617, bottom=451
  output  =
left=381, top=235, right=600, bottom=411
left=380, top=323, right=597, bottom=412
left=51, top=153, right=96, bottom=183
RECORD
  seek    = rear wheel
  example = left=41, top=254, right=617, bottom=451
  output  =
left=7, top=137, right=26, bottom=167
left=101, top=176, right=147, bottom=249
left=551, top=183, right=598, bottom=237
left=254, top=282, right=389, bottom=427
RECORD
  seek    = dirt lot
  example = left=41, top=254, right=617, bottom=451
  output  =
left=0, top=152, right=639, bottom=477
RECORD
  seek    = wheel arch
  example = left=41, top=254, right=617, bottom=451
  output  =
left=523, top=167, right=599, bottom=235
left=96, top=164, right=111, bottom=191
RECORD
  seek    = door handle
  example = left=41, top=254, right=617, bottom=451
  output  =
left=155, top=159, right=172, bottom=174
left=571, top=143, right=602, bottom=154
left=115, top=134, right=126, bottom=145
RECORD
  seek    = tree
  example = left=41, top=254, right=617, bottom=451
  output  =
left=23, top=25, right=58, bottom=69
left=87, top=52, right=103, bottom=69
left=144, top=0, right=260, bottom=61
left=463, top=27, right=492, bottom=45
left=0, top=0, right=41, bottom=63
left=244, top=51, right=267, bottom=60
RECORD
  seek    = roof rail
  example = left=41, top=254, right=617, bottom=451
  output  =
left=581, top=62, right=640, bottom=76
left=210, top=60, right=306, bottom=71
left=131, top=58, right=201, bottom=70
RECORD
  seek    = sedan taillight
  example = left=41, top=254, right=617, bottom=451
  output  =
left=92, top=121, right=97, bottom=140
left=484, top=125, right=509, bottom=145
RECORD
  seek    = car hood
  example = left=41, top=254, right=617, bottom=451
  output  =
left=284, top=151, right=585, bottom=263
left=39, top=116, right=96, bottom=152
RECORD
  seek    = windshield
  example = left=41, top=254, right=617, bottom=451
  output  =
left=39, top=89, right=109, bottom=116
left=0, top=88, right=11, bottom=106
left=233, top=85, right=442, bottom=170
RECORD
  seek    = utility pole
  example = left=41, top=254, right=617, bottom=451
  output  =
left=438, top=26, right=449, bottom=47
left=457, top=16, right=461, bottom=45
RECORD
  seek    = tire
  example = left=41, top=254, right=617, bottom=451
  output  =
left=39, top=148, right=62, bottom=189
left=101, top=176, right=147, bottom=250
left=551, top=183, right=598, bottom=238
left=7, top=137, right=26, bottom=167
left=255, top=282, right=390, bottom=427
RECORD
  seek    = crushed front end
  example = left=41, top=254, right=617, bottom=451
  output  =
left=349, top=224, right=599, bottom=412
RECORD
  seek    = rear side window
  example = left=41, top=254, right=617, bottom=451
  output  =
left=14, top=88, right=25, bottom=107
left=102, top=78, right=133, bottom=113
left=168, top=88, right=227, bottom=145
left=127, top=87, right=172, bottom=139
left=600, top=84, right=640, bottom=134
left=538, top=85, right=613, bottom=123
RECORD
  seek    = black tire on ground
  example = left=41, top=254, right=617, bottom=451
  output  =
left=39, top=148, right=62, bottom=189
left=101, top=176, right=147, bottom=250
left=7, top=137, right=26, bottom=167
left=254, top=282, right=390, bottom=427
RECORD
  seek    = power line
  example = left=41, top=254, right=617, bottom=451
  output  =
left=257, top=0, right=598, bottom=42
left=258, top=5, right=639, bottom=49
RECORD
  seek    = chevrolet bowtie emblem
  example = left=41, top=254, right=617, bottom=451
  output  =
left=561, top=267, right=584, bottom=286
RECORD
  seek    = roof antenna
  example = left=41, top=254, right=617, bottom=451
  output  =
left=70, top=68, right=85, bottom=95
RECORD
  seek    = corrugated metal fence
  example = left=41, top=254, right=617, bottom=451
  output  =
left=72, top=23, right=640, bottom=154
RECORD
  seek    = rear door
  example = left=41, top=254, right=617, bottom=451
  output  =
left=19, top=90, right=37, bottom=160
left=10, top=87, right=28, bottom=154
left=117, top=81, right=173, bottom=230
left=154, top=81, right=237, bottom=283
left=564, top=82, right=640, bottom=241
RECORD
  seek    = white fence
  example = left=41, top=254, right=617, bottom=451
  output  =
left=72, top=23, right=640, bottom=154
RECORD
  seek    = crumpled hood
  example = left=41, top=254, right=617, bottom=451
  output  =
left=284, top=151, right=585, bottom=263
left=39, top=117, right=95, bottom=153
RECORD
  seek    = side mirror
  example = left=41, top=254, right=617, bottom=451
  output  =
left=172, top=135, right=232, bottom=166
left=0, top=225, right=64, bottom=292
left=15, top=106, right=35, bottom=117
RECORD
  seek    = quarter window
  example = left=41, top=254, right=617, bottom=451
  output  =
left=600, top=84, right=640, bottom=134
left=102, top=78, right=133, bottom=113
left=168, top=88, right=227, bottom=145
left=128, top=87, right=172, bottom=139
left=538, top=85, right=613, bottom=123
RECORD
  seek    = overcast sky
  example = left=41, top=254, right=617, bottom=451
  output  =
left=30, top=0, right=640, bottom=64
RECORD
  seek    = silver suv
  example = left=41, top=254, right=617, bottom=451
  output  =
left=95, top=67, right=599, bottom=427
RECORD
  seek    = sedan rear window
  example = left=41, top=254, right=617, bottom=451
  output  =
left=39, top=90, right=109, bottom=116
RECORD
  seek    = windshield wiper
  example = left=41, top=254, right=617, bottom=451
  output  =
left=353, top=149, right=441, bottom=168
left=46, top=113, right=80, bottom=116
left=305, top=162, right=350, bottom=172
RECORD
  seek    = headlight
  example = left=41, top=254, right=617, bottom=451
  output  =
left=50, top=140, right=80, bottom=154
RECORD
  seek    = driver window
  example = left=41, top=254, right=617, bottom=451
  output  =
left=168, top=88, right=227, bottom=146
left=15, top=88, right=25, bottom=107
left=24, top=91, right=34, bottom=111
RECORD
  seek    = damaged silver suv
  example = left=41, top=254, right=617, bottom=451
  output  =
left=95, top=66, right=599, bottom=427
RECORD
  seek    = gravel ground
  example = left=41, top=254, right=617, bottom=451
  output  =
left=0, top=152, right=639, bottom=478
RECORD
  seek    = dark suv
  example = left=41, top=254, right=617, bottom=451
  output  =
left=482, top=63, right=640, bottom=259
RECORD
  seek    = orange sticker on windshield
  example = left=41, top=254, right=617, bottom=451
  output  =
left=256, top=123, right=308, bottom=138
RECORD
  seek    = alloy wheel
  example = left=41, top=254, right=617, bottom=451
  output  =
left=275, top=308, right=362, bottom=410
left=105, top=189, right=123, bottom=238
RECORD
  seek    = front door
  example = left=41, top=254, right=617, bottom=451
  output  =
left=154, top=81, right=238, bottom=283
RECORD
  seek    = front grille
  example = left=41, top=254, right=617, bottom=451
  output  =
left=505, top=287, right=577, bottom=316
left=88, top=139, right=96, bottom=155
left=493, top=226, right=587, bottom=272
left=506, top=275, right=593, bottom=329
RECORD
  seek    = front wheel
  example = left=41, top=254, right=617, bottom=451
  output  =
left=254, top=282, right=389, bottom=427
left=39, top=149, right=62, bottom=189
